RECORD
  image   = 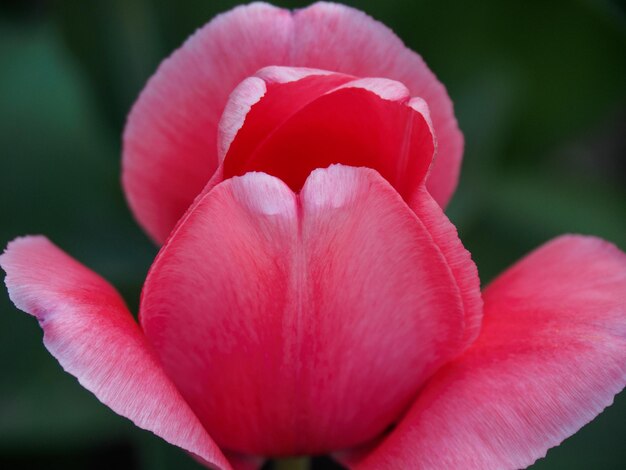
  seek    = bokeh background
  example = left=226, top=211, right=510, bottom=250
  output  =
left=1, top=0, right=625, bottom=468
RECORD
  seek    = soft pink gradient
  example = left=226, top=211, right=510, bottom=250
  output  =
left=123, top=2, right=463, bottom=244
left=140, top=166, right=480, bottom=456
left=0, top=237, right=231, bottom=470
left=3, top=3, right=626, bottom=470
left=4, top=210, right=626, bottom=468
left=351, top=236, right=626, bottom=470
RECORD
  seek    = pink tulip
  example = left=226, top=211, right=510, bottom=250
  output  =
left=2, top=3, right=626, bottom=469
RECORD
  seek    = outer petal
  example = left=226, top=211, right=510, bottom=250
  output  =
left=408, top=187, right=483, bottom=348
left=0, top=236, right=230, bottom=470
left=122, top=3, right=293, bottom=244
left=123, top=2, right=461, bottom=244
left=355, top=236, right=626, bottom=470
left=140, top=166, right=480, bottom=456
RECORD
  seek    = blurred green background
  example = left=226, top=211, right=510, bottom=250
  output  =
left=1, top=0, right=625, bottom=468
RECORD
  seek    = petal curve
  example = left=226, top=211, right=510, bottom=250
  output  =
left=221, top=68, right=434, bottom=199
left=355, top=235, right=626, bottom=469
left=408, top=187, right=483, bottom=348
left=0, top=236, right=230, bottom=470
left=218, top=67, right=355, bottom=165
left=123, top=3, right=293, bottom=243
left=140, top=166, right=479, bottom=456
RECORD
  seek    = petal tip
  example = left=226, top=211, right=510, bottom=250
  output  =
left=230, top=172, right=297, bottom=216
left=218, top=76, right=268, bottom=161
left=409, top=97, right=434, bottom=132
left=255, top=65, right=339, bottom=84
left=301, top=164, right=368, bottom=209
left=1, top=235, right=52, bottom=313
left=338, top=77, right=411, bottom=103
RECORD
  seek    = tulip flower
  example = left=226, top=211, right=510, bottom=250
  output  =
left=2, top=3, right=625, bottom=470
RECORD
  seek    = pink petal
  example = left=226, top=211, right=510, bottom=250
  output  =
left=123, top=3, right=461, bottom=244
left=221, top=67, right=433, bottom=200
left=408, top=186, right=483, bottom=348
left=122, top=3, right=293, bottom=244
left=355, top=235, right=626, bottom=469
left=140, top=165, right=480, bottom=457
left=0, top=236, right=230, bottom=470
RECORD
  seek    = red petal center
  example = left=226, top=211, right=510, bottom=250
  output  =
left=222, top=71, right=435, bottom=199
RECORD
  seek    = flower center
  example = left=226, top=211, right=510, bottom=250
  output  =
left=221, top=68, right=435, bottom=200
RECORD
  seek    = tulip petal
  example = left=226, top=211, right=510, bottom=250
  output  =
left=140, top=165, right=480, bottom=456
left=123, top=3, right=293, bottom=243
left=218, top=67, right=355, bottom=164
left=0, top=236, right=230, bottom=470
left=409, top=187, right=483, bottom=348
left=355, top=235, right=626, bottom=470
left=123, top=3, right=461, bottom=244
left=221, top=68, right=434, bottom=199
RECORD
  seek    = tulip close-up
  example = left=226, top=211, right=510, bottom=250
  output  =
left=2, top=2, right=626, bottom=470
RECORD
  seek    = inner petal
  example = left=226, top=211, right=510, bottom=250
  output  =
left=222, top=68, right=435, bottom=200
